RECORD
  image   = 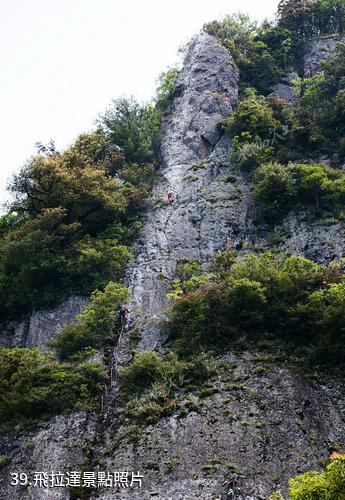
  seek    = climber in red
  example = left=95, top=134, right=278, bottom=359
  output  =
left=167, top=190, right=175, bottom=205
left=120, top=304, right=130, bottom=329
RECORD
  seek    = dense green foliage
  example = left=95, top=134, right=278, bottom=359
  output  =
left=295, top=42, right=345, bottom=162
left=254, top=162, right=345, bottom=221
left=167, top=252, right=345, bottom=371
left=53, top=281, right=130, bottom=361
left=167, top=260, right=210, bottom=299
left=224, top=89, right=301, bottom=167
left=224, top=42, right=345, bottom=167
left=212, top=11, right=345, bottom=224
left=208, top=5, right=345, bottom=175
left=0, top=348, right=106, bottom=425
left=0, top=53, right=178, bottom=425
left=208, top=0, right=345, bottom=82
left=119, top=351, right=218, bottom=424
left=289, top=454, right=345, bottom=499
left=0, top=281, right=130, bottom=424
left=278, top=0, right=345, bottom=38
left=205, top=14, right=304, bottom=94
left=155, top=67, right=180, bottom=115
left=100, top=98, right=160, bottom=165
left=0, top=92, right=166, bottom=321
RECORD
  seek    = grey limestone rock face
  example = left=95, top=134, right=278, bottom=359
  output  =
left=25, top=296, right=89, bottom=350
left=0, top=413, right=98, bottom=500
left=304, top=36, right=345, bottom=77
left=0, top=296, right=88, bottom=351
left=257, top=213, right=345, bottom=264
left=272, top=71, right=298, bottom=103
left=126, top=33, right=247, bottom=350
left=91, top=352, right=345, bottom=500
left=127, top=33, right=345, bottom=351
left=273, top=37, right=345, bottom=103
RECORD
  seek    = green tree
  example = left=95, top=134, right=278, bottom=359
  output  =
left=289, top=455, right=345, bottom=499
left=9, top=150, right=127, bottom=233
left=0, top=348, right=106, bottom=423
left=239, top=41, right=283, bottom=94
left=225, top=90, right=279, bottom=167
left=204, top=13, right=258, bottom=61
left=120, top=352, right=163, bottom=395
left=100, top=97, right=160, bottom=164
left=168, top=277, right=267, bottom=354
left=53, top=281, right=131, bottom=360
left=277, top=0, right=315, bottom=38
left=315, top=0, right=345, bottom=35
left=307, top=281, right=345, bottom=363
left=155, top=67, right=179, bottom=114
left=253, top=162, right=297, bottom=221
left=227, top=88, right=278, bottom=138
left=253, top=162, right=345, bottom=222
left=0, top=209, right=130, bottom=319
left=298, top=164, right=329, bottom=210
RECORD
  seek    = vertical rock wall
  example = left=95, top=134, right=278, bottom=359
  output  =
left=0, top=296, right=88, bottom=350
left=126, top=33, right=250, bottom=349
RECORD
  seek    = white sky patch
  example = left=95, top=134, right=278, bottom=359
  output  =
left=0, top=0, right=277, bottom=207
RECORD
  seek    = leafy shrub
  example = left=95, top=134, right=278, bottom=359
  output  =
left=155, top=67, right=179, bottom=114
left=254, top=162, right=345, bottom=222
left=167, top=252, right=345, bottom=368
left=205, top=14, right=304, bottom=94
left=210, top=249, right=236, bottom=274
left=306, top=281, right=345, bottom=364
left=224, top=90, right=301, bottom=167
left=204, top=13, right=258, bottom=62
left=239, top=41, right=283, bottom=94
left=53, top=282, right=130, bottom=361
left=291, top=42, right=345, bottom=161
left=253, top=162, right=297, bottom=221
left=168, top=276, right=267, bottom=355
left=1, top=92, right=163, bottom=322
left=0, top=456, right=11, bottom=469
left=175, top=261, right=203, bottom=281
left=120, top=351, right=218, bottom=424
left=168, top=261, right=210, bottom=299
left=224, top=89, right=278, bottom=167
left=289, top=454, right=345, bottom=499
left=0, top=348, right=106, bottom=424
left=100, top=97, right=160, bottom=165
left=269, top=493, right=284, bottom=500
left=120, top=352, right=164, bottom=396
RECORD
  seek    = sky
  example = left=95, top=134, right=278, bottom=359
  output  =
left=0, top=0, right=277, bottom=207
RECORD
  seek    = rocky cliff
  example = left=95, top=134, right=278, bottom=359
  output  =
left=1, top=32, right=345, bottom=500
left=126, top=33, right=244, bottom=351
left=0, top=297, right=88, bottom=350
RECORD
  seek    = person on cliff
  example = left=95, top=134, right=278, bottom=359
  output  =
left=119, top=304, right=130, bottom=329
left=225, top=237, right=233, bottom=252
left=167, top=190, right=175, bottom=205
